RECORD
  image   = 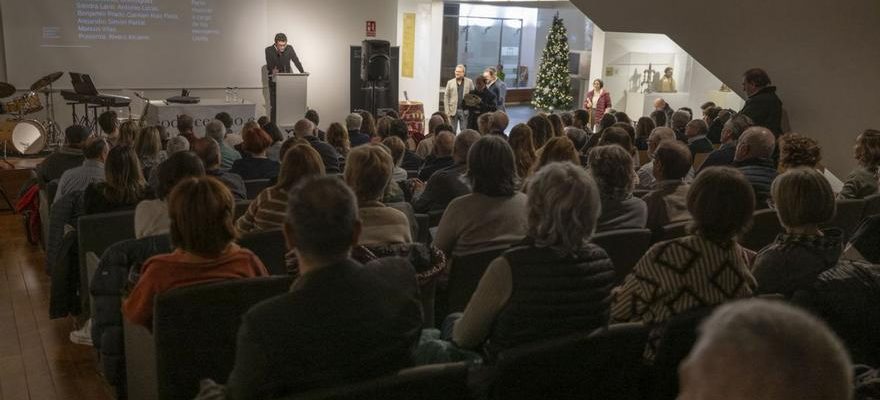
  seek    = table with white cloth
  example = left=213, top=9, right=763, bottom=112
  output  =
left=143, top=99, right=257, bottom=136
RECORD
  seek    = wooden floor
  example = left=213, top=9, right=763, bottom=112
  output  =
left=0, top=211, right=115, bottom=400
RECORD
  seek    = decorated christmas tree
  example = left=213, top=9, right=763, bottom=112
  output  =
left=532, top=15, right=573, bottom=111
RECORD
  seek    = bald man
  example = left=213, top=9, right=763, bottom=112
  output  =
left=293, top=119, right=341, bottom=174
left=417, top=129, right=455, bottom=181
left=654, top=97, right=674, bottom=122
left=679, top=299, right=852, bottom=400
left=733, top=126, right=777, bottom=208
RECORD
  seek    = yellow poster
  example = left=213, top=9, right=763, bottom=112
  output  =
left=402, top=13, right=416, bottom=78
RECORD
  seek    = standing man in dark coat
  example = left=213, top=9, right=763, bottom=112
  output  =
left=266, top=33, right=305, bottom=123
left=739, top=68, right=783, bottom=137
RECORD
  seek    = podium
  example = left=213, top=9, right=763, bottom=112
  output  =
left=274, top=73, right=308, bottom=128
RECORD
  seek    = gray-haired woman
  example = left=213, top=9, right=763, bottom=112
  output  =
left=449, top=162, right=616, bottom=359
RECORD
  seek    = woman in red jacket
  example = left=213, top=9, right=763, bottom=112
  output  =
left=584, top=79, right=612, bottom=129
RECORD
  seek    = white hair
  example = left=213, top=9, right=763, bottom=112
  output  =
left=205, top=120, right=225, bottom=143
left=738, top=126, right=776, bottom=159
left=683, top=299, right=852, bottom=400
left=345, top=113, right=363, bottom=131
left=527, top=162, right=601, bottom=253
left=166, top=136, right=190, bottom=155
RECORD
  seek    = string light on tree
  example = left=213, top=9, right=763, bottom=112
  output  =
left=532, top=14, right=573, bottom=112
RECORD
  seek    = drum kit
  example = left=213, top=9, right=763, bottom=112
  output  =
left=0, top=71, right=64, bottom=157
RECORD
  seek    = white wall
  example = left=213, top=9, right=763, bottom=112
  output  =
left=397, top=0, right=443, bottom=116
left=571, top=0, right=880, bottom=174
left=0, top=0, right=399, bottom=134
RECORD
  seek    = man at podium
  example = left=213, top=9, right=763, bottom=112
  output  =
left=266, top=33, right=305, bottom=122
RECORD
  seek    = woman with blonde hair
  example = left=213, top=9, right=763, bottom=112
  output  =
left=326, top=122, right=351, bottom=157
left=508, top=123, right=537, bottom=179
left=236, top=144, right=326, bottom=235
left=118, top=120, right=140, bottom=146
left=134, top=125, right=167, bottom=173
left=344, top=145, right=412, bottom=245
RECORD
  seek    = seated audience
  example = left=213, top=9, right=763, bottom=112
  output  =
left=589, top=145, right=647, bottom=232
left=346, top=113, right=369, bottom=147
left=205, top=119, right=241, bottom=170
left=216, top=177, right=422, bottom=399
left=305, top=109, right=325, bottom=140
left=358, top=110, right=378, bottom=144
left=83, top=145, right=150, bottom=215
left=635, top=116, right=655, bottom=151
left=572, top=109, right=590, bottom=132
left=752, top=167, right=841, bottom=297
left=98, top=110, right=120, bottom=145
left=55, top=137, right=108, bottom=204
left=678, top=299, right=852, bottom=400
left=230, top=127, right=280, bottom=181
left=236, top=144, right=325, bottom=235
left=176, top=115, right=196, bottom=146
left=706, top=108, right=732, bottom=144
left=547, top=113, right=564, bottom=137
left=134, top=125, right=167, bottom=174
left=192, top=138, right=247, bottom=200
left=390, top=119, right=424, bottom=171
left=643, top=141, right=692, bottom=231
left=599, top=125, right=639, bottom=170
left=293, top=119, right=341, bottom=174
left=527, top=115, right=553, bottom=149
left=561, top=111, right=573, bottom=128
left=700, top=113, right=753, bottom=171
left=416, top=114, right=447, bottom=158
left=477, top=112, right=493, bottom=135
left=777, top=132, right=844, bottom=193
left=381, top=136, right=408, bottom=182
left=733, top=126, right=778, bottom=208
left=326, top=122, right=351, bottom=158
left=636, top=127, right=677, bottom=190
left=612, top=167, right=757, bottom=358
left=344, top=145, right=412, bottom=246
left=838, top=129, right=880, bottom=199
left=117, top=120, right=140, bottom=146
left=166, top=135, right=190, bottom=155
left=670, top=110, right=690, bottom=142
left=37, top=125, right=89, bottom=184
left=508, top=123, right=537, bottom=179
left=418, top=129, right=455, bottom=181
left=489, top=111, right=510, bottom=137
left=264, top=122, right=286, bottom=162
left=412, top=130, right=480, bottom=213
left=135, top=151, right=205, bottom=238
left=532, top=136, right=579, bottom=175
left=434, top=135, right=528, bottom=257
left=217, top=112, right=242, bottom=147
left=451, top=162, right=615, bottom=357
left=685, top=119, right=714, bottom=156
left=122, top=177, right=269, bottom=329
left=597, top=113, right=617, bottom=134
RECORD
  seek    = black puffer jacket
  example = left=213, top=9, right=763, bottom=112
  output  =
left=90, top=234, right=172, bottom=392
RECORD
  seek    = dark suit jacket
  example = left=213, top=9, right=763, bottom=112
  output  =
left=400, top=150, right=424, bottom=171
left=265, top=44, right=304, bottom=75
left=348, top=129, right=371, bottom=148
left=698, top=143, right=736, bottom=173
left=412, top=163, right=471, bottom=213
left=223, top=258, right=423, bottom=400
left=304, top=135, right=341, bottom=174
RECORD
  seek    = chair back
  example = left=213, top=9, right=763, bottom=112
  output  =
left=244, top=179, right=271, bottom=199
left=591, top=229, right=652, bottom=282
left=153, top=276, right=294, bottom=400
left=237, top=229, right=289, bottom=275
left=862, top=193, right=880, bottom=219
left=285, top=362, right=471, bottom=400
left=492, top=323, right=648, bottom=400
left=649, top=306, right=716, bottom=400
left=446, top=248, right=507, bottom=314
left=234, top=200, right=251, bottom=218
left=692, top=152, right=709, bottom=170
left=78, top=210, right=137, bottom=317
left=740, top=209, right=783, bottom=251
left=824, top=198, right=865, bottom=241
left=653, top=220, right=690, bottom=243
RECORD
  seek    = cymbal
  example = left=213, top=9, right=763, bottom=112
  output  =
left=30, top=71, right=64, bottom=91
left=0, top=82, right=16, bottom=98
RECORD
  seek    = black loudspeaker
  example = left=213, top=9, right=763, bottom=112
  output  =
left=361, top=40, right=391, bottom=82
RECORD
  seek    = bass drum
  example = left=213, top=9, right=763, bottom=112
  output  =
left=0, top=119, right=46, bottom=155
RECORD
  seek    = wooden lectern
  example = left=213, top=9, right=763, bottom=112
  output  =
left=274, top=73, right=309, bottom=128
